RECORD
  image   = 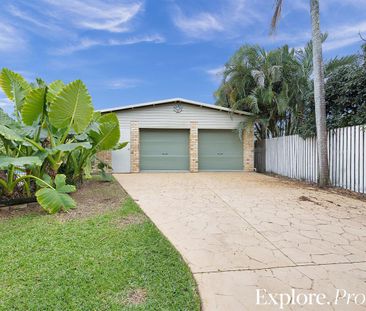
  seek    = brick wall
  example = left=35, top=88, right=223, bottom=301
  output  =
left=130, top=121, right=140, bottom=173
left=190, top=122, right=198, bottom=172
left=94, top=150, right=112, bottom=173
left=96, top=151, right=112, bottom=166
left=243, top=126, right=254, bottom=171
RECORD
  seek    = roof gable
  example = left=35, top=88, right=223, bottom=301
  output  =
left=99, top=98, right=251, bottom=116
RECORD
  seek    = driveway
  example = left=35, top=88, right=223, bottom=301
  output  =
left=114, top=172, right=366, bottom=310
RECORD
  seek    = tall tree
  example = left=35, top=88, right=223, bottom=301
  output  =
left=215, top=45, right=301, bottom=139
left=271, top=0, right=329, bottom=187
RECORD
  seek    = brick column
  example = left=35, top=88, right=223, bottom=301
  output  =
left=96, top=151, right=112, bottom=171
left=130, top=121, right=140, bottom=173
left=190, top=122, right=198, bottom=172
left=243, top=126, right=254, bottom=171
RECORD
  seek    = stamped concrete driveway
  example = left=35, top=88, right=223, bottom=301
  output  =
left=114, top=172, right=366, bottom=310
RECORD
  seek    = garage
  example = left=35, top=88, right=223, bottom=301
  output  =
left=198, top=130, right=243, bottom=171
left=140, top=129, right=189, bottom=171
left=100, top=98, right=254, bottom=173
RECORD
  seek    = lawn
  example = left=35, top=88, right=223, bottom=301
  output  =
left=0, top=180, right=201, bottom=310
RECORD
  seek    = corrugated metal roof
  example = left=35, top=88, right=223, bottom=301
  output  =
left=99, top=97, right=252, bottom=116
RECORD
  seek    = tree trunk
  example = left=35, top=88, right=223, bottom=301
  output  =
left=310, top=0, right=329, bottom=187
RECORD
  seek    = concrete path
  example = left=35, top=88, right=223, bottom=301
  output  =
left=114, top=172, right=366, bottom=310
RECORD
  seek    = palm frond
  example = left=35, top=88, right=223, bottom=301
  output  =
left=325, top=55, right=358, bottom=76
left=271, top=0, right=283, bottom=33
left=251, top=70, right=265, bottom=88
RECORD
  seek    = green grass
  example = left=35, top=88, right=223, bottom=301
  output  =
left=0, top=198, right=201, bottom=310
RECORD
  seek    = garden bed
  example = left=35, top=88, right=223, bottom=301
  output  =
left=0, top=179, right=201, bottom=310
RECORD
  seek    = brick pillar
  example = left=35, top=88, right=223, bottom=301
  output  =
left=190, top=122, right=198, bottom=172
left=130, top=121, right=140, bottom=173
left=243, top=126, right=254, bottom=171
left=96, top=151, right=112, bottom=171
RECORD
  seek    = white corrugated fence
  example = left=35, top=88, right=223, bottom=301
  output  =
left=255, top=125, right=366, bottom=194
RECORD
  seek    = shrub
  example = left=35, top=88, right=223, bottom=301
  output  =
left=0, top=69, right=125, bottom=213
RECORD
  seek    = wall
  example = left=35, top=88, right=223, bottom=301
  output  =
left=112, top=102, right=249, bottom=173
left=114, top=102, right=247, bottom=130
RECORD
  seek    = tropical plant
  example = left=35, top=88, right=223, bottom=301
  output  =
left=271, top=0, right=329, bottom=186
left=215, top=45, right=302, bottom=139
left=0, top=68, right=124, bottom=213
left=299, top=48, right=366, bottom=135
left=215, top=38, right=358, bottom=141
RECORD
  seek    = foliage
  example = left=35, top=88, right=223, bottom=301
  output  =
left=0, top=68, right=124, bottom=213
left=296, top=46, right=366, bottom=137
left=215, top=40, right=359, bottom=139
left=36, top=174, right=76, bottom=214
left=215, top=45, right=301, bottom=139
left=96, top=160, right=113, bottom=182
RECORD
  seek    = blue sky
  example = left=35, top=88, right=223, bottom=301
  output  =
left=0, top=0, right=365, bottom=114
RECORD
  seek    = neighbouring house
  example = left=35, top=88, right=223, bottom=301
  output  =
left=100, top=98, right=254, bottom=173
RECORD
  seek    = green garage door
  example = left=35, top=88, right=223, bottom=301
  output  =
left=199, top=130, right=243, bottom=171
left=140, top=129, right=189, bottom=171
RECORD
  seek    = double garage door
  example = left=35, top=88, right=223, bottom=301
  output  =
left=140, top=129, right=243, bottom=171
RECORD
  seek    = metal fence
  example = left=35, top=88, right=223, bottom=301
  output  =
left=254, top=125, right=366, bottom=194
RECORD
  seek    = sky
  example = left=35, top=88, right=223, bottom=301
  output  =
left=0, top=0, right=366, bottom=114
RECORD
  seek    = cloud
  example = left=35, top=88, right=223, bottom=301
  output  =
left=206, top=66, right=225, bottom=83
left=54, top=39, right=102, bottom=55
left=171, top=0, right=261, bottom=39
left=324, top=21, right=366, bottom=51
left=53, top=34, right=165, bottom=55
left=108, top=34, right=165, bottom=45
left=173, top=9, right=224, bottom=38
left=106, top=78, right=142, bottom=89
left=0, top=21, right=26, bottom=52
left=322, top=0, right=366, bottom=9
left=7, top=4, right=51, bottom=29
left=40, top=0, right=143, bottom=33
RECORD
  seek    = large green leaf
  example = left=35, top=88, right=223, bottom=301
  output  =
left=0, top=156, right=42, bottom=169
left=36, top=188, right=76, bottom=214
left=114, top=141, right=128, bottom=150
left=0, top=108, right=16, bottom=126
left=36, top=174, right=52, bottom=188
left=0, top=69, right=31, bottom=114
left=0, top=68, right=31, bottom=101
left=0, top=125, right=24, bottom=141
left=90, top=113, right=120, bottom=151
left=47, top=142, right=92, bottom=154
left=46, top=80, right=65, bottom=103
left=21, top=87, right=46, bottom=125
left=54, top=174, right=76, bottom=193
left=49, top=80, right=93, bottom=133
left=12, top=82, right=26, bottom=113
left=0, top=140, right=5, bottom=155
left=92, top=111, right=101, bottom=121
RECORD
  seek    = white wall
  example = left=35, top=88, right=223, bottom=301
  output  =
left=112, top=102, right=248, bottom=173
left=111, top=129, right=130, bottom=173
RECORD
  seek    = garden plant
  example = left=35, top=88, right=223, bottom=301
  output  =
left=0, top=68, right=124, bottom=213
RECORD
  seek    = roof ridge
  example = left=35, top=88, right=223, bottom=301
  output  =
left=99, top=98, right=252, bottom=116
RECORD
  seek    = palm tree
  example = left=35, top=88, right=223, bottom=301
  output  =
left=215, top=45, right=298, bottom=139
left=271, top=0, right=329, bottom=187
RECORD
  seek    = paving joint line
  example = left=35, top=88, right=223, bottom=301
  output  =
left=205, top=183, right=297, bottom=267
left=193, top=260, right=366, bottom=275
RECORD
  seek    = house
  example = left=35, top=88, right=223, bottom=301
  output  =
left=100, top=98, right=254, bottom=173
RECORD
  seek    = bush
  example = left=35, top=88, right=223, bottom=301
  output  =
left=0, top=69, right=125, bottom=213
